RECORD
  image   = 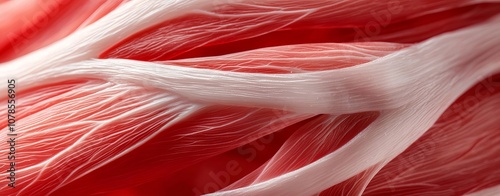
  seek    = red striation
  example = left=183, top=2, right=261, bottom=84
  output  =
left=100, top=2, right=500, bottom=61
left=1, top=0, right=499, bottom=195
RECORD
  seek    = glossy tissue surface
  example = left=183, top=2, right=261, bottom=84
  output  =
left=0, top=0, right=499, bottom=195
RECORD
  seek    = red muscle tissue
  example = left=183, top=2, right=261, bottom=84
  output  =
left=0, top=0, right=499, bottom=195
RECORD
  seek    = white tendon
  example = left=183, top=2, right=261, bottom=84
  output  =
left=17, top=14, right=500, bottom=115
left=0, top=0, right=498, bottom=195
left=466, top=185, right=500, bottom=196
left=204, top=17, right=500, bottom=196
left=3, top=13, right=497, bottom=196
left=0, top=0, right=217, bottom=84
